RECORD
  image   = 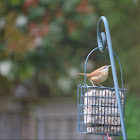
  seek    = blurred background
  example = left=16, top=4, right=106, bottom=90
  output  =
left=0, top=0, right=140, bottom=139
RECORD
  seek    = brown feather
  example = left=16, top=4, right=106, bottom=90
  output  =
left=77, top=67, right=102, bottom=78
left=87, top=69, right=102, bottom=77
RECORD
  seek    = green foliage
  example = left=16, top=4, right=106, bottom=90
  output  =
left=0, top=74, right=12, bottom=96
left=0, top=0, right=99, bottom=96
left=125, top=94, right=140, bottom=139
left=0, top=0, right=140, bottom=95
left=2, top=0, right=23, bottom=7
left=28, top=7, right=46, bottom=21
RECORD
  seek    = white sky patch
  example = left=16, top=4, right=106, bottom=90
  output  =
left=132, top=0, right=137, bottom=4
left=34, top=37, right=43, bottom=46
left=15, top=15, right=28, bottom=27
left=0, top=18, right=5, bottom=29
left=57, top=77, right=72, bottom=93
left=0, top=60, right=13, bottom=77
left=80, top=60, right=95, bottom=72
left=67, top=67, right=79, bottom=79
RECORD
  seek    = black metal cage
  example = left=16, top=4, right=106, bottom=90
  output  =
left=77, top=85, right=126, bottom=136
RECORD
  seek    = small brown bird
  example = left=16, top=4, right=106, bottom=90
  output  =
left=77, top=65, right=111, bottom=86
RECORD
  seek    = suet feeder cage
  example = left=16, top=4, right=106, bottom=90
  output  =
left=77, top=16, right=127, bottom=140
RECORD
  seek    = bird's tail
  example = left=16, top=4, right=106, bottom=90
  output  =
left=76, top=73, right=87, bottom=76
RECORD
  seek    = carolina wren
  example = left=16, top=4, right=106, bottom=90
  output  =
left=77, top=65, right=111, bottom=86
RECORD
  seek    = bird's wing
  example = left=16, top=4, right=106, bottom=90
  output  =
left=87, top=69, right=101, bottom=77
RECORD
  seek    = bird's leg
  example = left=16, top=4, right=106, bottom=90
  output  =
left=88, top=79, right=95, bottom=86
left=96, top=83, right=104, bottom=87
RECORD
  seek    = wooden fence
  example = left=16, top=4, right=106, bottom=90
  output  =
left=0, top=98, right=102, bottom=139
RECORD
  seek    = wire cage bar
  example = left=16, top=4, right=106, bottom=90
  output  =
left=77, top=16, right=127, bottom=140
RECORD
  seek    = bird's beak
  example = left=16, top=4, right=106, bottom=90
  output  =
left=108, top=65, right=111, bottom=67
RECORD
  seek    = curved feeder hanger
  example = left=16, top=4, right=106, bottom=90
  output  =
left=77, top=16, right=127, bottom=140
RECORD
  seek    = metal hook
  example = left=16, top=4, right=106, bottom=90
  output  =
left=96, top=16, right=127, bottom=140
left=97, top=16, right=109, bottom=52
